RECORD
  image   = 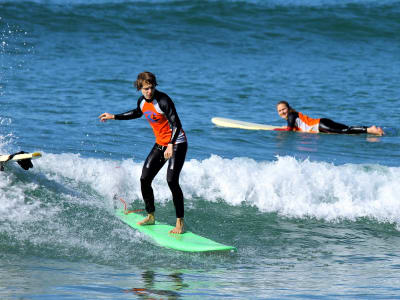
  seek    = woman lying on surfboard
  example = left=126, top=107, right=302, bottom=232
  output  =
left=99, top=72, right=188, bottom=234
left=276, top=101, right=384, bottom=135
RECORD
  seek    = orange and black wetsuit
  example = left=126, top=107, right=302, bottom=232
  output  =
left=114, top=90, right=187, bottom=218
left=279, top=112, right=368, bottom=134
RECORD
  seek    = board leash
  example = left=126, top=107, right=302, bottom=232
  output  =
left=118, top=197, right=144, bottom=215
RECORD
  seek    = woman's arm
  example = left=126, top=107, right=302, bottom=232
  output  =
left=274, top=112, right=297, bottom=131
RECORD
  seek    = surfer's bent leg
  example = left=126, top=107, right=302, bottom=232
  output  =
left=319, top=118, right=367, bottom=134
left=140, top=144, right=167, bottom=214
left=166, top=142, right=188, bottom=218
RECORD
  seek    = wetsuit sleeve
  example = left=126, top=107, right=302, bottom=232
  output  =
left=114, top=97, right=143, bottom=120
left=274, top=112, right=298, bottom=131
left=157, top=93, right=182, bottom=144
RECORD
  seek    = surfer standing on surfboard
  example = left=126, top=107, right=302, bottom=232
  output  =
left=276, top=101, right=384, bottom=135
left=99, top=71, right=188, bottom=234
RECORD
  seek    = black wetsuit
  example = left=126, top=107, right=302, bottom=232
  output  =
left=114, top=90, right=187, bottom=218
left=287, top=112, right=368, bottom=134
left=318, top=118, right=368, bottom=134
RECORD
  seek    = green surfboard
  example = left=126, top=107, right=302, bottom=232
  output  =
left=115, top=209, right=236, bottom=252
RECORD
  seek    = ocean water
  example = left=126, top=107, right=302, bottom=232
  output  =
left=1, top=0, right=400, bottom=299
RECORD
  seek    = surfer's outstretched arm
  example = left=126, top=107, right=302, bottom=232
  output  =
left=98, top=112, right=115, bottom=122
left=99, top=98, right=143, bottom=122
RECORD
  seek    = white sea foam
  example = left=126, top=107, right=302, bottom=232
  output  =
left=1, top=149, right=400, bottom=226
left=183, top=155, right=400, bottom=223
left=24, top=152, right=400, bottom=226
left=1, top=150, right=400, bottom=256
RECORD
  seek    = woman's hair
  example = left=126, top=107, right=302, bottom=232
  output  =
left=134, top=71, right=158, bottom=91
left=276, top=100, right=297, bottom=113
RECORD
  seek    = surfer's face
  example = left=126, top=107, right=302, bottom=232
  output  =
left=277, top=103, right=289, bottom=119
left=141, top=83, right=155, bottom=100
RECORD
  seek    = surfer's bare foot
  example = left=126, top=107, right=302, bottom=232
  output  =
left=137, top=213, right=155, bottom=226
left=169, top=218, right=184, bottom=234
left=367, top=126, right=384, bottom=136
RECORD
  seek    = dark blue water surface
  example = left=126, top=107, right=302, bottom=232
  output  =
left=1, top=0, right=400, bottom=299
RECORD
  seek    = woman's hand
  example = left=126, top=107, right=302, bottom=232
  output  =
left=164, top=143, right=174, bottom=160
left=98, top=112, right=115, bottom=122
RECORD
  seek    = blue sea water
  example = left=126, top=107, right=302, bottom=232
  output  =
left=1, top=0, right=400, bottom=299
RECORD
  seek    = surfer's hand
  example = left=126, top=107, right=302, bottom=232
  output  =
left=164, top=144, right=173, bottom=160
left=98, top=112, right=115, bottom=122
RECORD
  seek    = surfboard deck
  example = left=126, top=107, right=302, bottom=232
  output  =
left=211, top=117, right=285, bottom=131
left=115, top=209, right=236, bottom=252
left=0, top=152, right=42, bottom=163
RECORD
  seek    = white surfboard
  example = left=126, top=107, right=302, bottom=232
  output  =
left=211, top=117, right=285, bottom=131
left=0, top=152, right=42, bottom=171
left=0, top=152, right=42, bottom=162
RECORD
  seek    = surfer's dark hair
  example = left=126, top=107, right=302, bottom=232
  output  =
left=134, top=71, right=158, bottom=91
left=276, top=100, right=297, bottom=113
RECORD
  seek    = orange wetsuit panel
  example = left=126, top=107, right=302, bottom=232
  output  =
left=295, top=112, right=320, bottom=133
left=141, top=100, right=172, bottom=146
left=286, top=111, right=320, bottom=133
